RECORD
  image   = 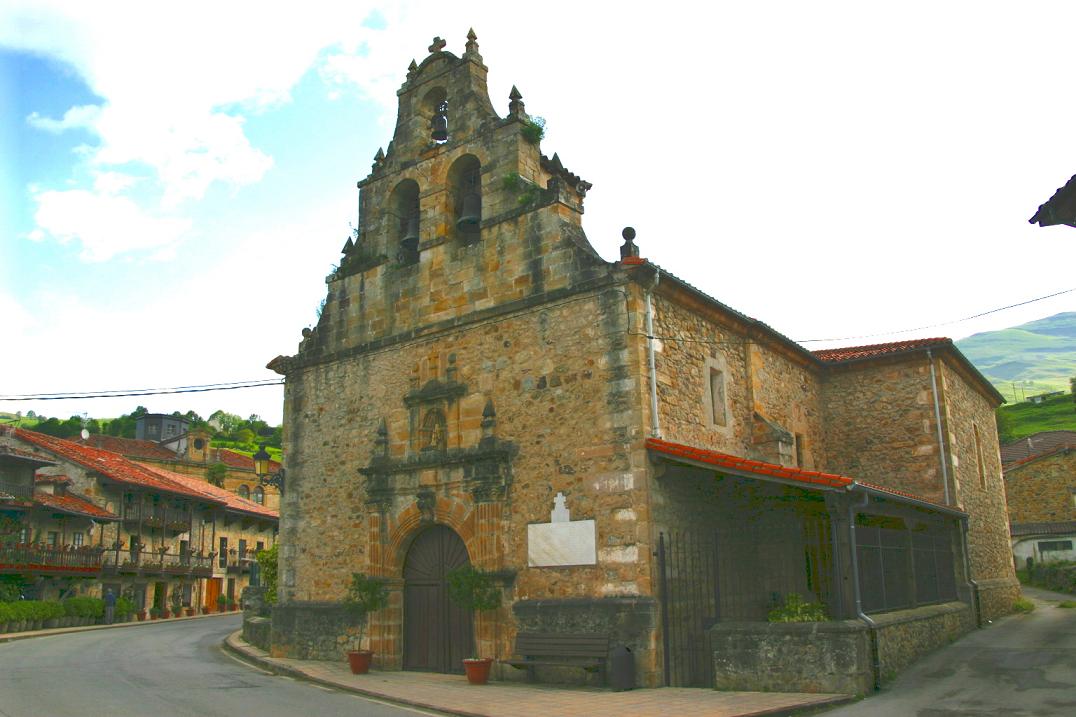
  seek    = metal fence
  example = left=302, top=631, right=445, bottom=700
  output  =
left=655, top=530, right=720, bottom=687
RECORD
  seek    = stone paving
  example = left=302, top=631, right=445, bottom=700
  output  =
left=223, top=632, right=853, bottom=717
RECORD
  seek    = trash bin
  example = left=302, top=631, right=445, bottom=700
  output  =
left=609, top=645, right=635, bottom=691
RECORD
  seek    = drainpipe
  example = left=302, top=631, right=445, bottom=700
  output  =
left=927, top=349, right=951, bottom=505
left=959, top=517, right=982, bottom=627
left=644, top=268, right=662, bottom=439
left=847, top=486, right=880, bottom=691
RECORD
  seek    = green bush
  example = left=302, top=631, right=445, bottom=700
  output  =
left=446, top=565, right=501, bottom=612
left=1013, top=597, right=1036, bottom=613
left=1057, top=600, right=1076, bottom=609
left=256, top=543, right=278, bottom=605
left=1024, top=560, right=1076, bottom=595
left=768, top=593, right=828, bottom=623
left=115, top=596, right=135, bottom=618
left=521, top=116, right=546, bottom=145
left=63, top=596, right=103, bottom=618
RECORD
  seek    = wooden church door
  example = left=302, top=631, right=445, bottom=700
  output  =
left=403, top=524, right=474, bottom=673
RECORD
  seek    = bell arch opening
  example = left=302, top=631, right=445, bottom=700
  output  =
left=447, top=154, right=481, bottom=241
left=389, top=178, right=421, bottom=264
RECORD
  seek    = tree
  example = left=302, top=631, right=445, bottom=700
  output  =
left=996, top=409, right=1016, bottom=444
left=255, top=543, right=279, bottom=604
left=207, top=463, right=228, bottom=488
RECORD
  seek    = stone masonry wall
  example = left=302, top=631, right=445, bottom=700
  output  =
left=821, top=357, right=946, bottom=502
left=938, top=358, right=1019, bottom=619
left=649, top=292, right=825, bottom=469
left=1004, top=449, right=1076, bottom=524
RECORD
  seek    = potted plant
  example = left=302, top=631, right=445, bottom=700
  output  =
left=343, top=572, right=390, bottom=674
left=169, top=590, right=182, bottom=618
left=136, top=607, right=147, bottom=621
left=149, top=606, right=161, bottom=620
left=446, top=565, right=502, bottom=685
left=215, top=594, right=227, bottom=613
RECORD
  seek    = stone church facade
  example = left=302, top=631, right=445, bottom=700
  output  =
left=266, top=32, right=1017, bottom=690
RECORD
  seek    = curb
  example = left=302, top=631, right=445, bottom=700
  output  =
left=0, top=611, right=238, bottom=644
left=221, top=631, right=854, bottom=717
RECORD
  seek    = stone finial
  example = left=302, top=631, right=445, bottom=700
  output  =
left=406, top=59, right=418, bottom=81
left=372, top=147, right=385, bottom=172
left=620, top=226, right=639, bottom=260
left=341, top=235, right=354, bottom=254
left=465, top=28, right=480, bottom=57
left=428, top=36, right=447, bottom=54
left=481, top=398, right=496, bottom=444
left=508, top=85, right=525, bottom=118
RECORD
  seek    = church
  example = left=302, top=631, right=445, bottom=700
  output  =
left=265, top=31, right=1017, bottom=691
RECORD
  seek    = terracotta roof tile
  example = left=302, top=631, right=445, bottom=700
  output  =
left=215, top=449, right=281, bottom=472
left=645, top=438, right=957, bottom=513
left=8, top=428, right=216, bottom=502
left=137, top=464, right=278, bottom=521
left=35, top=474, right=72, bottom=485
left=34, top=491, right=118, bottom=521
left=1001, top=431, right=1076, bottom=467
left=812, top=338, right=951, bottom=363
left=69, top=434, right=178, bottom=460
left=1010, top=521, right=1076, bottom=537
left=0, top=445, right=56, bottom=465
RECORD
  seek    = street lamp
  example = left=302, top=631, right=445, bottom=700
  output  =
left=252, top=443, right=285, bottom=495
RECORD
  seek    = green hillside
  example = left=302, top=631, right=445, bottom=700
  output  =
left=996, top=391, right=1076, bottom=442
left=956, top=312, right=1076, bottom=403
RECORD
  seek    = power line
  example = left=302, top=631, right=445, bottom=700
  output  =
left=10, top=378, right=283, bottom=398
left=0, top=380, right=283, bottom=402
left=796, top=287, right=1075, bottom=344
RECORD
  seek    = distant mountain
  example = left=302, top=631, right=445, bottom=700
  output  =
left=956, top=312, right=1076, bottom=402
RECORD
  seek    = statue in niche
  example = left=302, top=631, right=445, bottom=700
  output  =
left=419, top=409, right=447, bottom=452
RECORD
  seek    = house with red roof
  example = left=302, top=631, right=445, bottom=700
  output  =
left=1002, top=432, right=1076, bottom=566
left=0, top=426, right=277, bottom=615
left=264, top=34, right=1017, bottom=696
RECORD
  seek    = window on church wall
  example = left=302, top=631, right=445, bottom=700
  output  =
left=447, top=154, right=482, bottom=239
left=252, top=486, right=264, bottom=505
left=708, top=367, right=727, bottom=427
left=418, top=409, right=448, bottom=452
left=390, top=178, right=421, bottom=264
left=420, top=86, right=448, bottom=143
left=237, top=484, right=250, bottom=499
left=973, top=424, right=986, bottom=489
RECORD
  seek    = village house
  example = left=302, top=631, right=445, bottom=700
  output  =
left=264, top=31, right=1017, bottom=693
left=0, top=426, right=277, bottom=614
left=1002, top=431, right=1076, bottom=565
left=69, top=413, right=282, bottom=510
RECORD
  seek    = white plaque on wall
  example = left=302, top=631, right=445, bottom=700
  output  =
left=527, top=492, right=597, bottom=567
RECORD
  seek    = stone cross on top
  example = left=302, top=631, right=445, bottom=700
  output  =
left=428, top=37, right=447, bottom=53
left=551, top=492, right=570, bottom=523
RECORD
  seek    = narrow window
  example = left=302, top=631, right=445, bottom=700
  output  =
left=252, top=486, right=264, bottom=505
left=238, top=539, right=247, bottom=561
left=795, top=433, right=806, bottom=468
left=709, top=368, right=727, bottom=427
left=219, top=537, right=228, bottom=568
left=72, top=532, right=84, bottom=548
left=47, top=531, right=58, bottom=547
left=974, top=424, right=986, bottom=489
left=237, top=484, right=250, bottom=499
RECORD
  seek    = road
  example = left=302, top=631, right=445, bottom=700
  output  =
left=822, top=587, right=1076, bottom=716
left=0, top=614, right=429, bottom=717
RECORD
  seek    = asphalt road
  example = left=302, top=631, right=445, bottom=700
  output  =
left=822, top=587, right=1076, bottom=717
left=0, top=614, right=429, bottom=717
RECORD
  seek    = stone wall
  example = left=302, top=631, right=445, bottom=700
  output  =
left=822, top=356, right=946, bottom=502
left=648, top=291, right=825, bottom=469
left=1004, top=449, right=1076, bottom=523
left=938, top=358, right=1019, bottom=619
left=710, top=602, right=974, bottom=696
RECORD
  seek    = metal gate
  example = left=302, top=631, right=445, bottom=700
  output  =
left=655, top=530, right=720, bottom=687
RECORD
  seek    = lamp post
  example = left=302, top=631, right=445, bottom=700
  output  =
left=252, top=443, right=285, bottom=495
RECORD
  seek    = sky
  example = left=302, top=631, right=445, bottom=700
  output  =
left=2, top=0, right=1074, bottom=426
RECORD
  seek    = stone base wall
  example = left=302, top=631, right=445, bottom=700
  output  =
left=270, top=602, right=357, bottom=661
left=511, top=597, right=658, bottom=687
left=976, top=576, right=1021, bottom=621
left=243, top=616, right=271, bottom=651
left=710, top=602, right=974, bottom=696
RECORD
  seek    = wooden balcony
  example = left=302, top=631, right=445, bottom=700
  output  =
left=0, top=544, right=105, bottom=575
left=101, top=549, right=213, bottom=578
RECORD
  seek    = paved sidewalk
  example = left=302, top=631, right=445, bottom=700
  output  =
left=0, top=610, right=236, bottom=643
left=223, top=632, right=853, bottom=717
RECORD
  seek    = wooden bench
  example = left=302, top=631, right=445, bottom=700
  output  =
left=503, top=632, right=610, bottom=683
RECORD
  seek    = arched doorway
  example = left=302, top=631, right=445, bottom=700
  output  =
left=403, top=524, right=474, bottom=673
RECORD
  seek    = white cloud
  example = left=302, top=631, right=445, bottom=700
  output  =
left=31, top=186, right=191, bottom=262
left=26, top=103, right=101, bottom=133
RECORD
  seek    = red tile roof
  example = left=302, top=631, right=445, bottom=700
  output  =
left=215, top=449, right=281, bottom=473
left=8, top=428, right=217, bottom=502
left=645, top=438, right=958, bottom=514
left=1001, top=431, right=1076, bottom=467
left=0, top=445, right=56, bottom=465
left=137, top=464, right=278, bottom=521
left=34, top=491, right=118, bottom=521
left=69, top=434, right=178, bottom=460
left=812, top=338, right=951, bottom=363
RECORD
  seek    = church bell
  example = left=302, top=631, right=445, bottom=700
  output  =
left=457, top=192, right=481, bottom=230
left=431, top=101, right=448, bottom=142
left=402, top=211, right=420, bottom=248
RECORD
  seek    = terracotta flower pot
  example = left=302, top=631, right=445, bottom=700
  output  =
left=137, top=611, right=146, bottom=622
left=185, top=608, right=195, bottom=617
left=463, top=658, right=493, bottom=685
left=347, top=650, right=374, bottom=674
